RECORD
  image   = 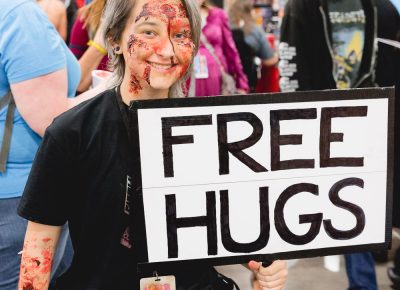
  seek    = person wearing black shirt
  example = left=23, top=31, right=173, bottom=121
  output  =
left=279, top=0, right=400, bottom=289
left=16, top=0, right=288, bottom=289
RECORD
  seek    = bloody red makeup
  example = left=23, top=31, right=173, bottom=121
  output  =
left=122, top=0, right=195, bottom=97
left=19, top=236, right=55, bottom=290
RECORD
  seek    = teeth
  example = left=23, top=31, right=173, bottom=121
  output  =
left=148, top=62, right=173, bottom=70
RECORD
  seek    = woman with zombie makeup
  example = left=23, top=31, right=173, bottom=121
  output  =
left=17, top=0, right=288, bottom=289
left=190, top=0, right=249, bottom=96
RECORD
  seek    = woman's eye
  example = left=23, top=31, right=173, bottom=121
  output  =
left=174, top=31, right=190, bottom=40
left=143, top=30, right=156, bottom=37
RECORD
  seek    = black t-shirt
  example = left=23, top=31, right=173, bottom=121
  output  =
left=18, top=89, right=218, bottom=289
left=328, top=0, right=366, bottom=89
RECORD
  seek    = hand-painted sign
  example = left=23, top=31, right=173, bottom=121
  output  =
left=129, top=88, right=394, bottom=272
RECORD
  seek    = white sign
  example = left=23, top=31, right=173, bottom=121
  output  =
left=131, top=88, right=394, bottom=267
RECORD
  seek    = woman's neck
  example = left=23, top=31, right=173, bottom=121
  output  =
left=120, top=76, right=169, bottom=105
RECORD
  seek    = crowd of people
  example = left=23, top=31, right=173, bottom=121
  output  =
left=0, top=0, right=400, bottom=289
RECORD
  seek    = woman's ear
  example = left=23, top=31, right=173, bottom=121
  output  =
left=109, top=37, right=123, bottom=55
left=113, top=45, right=122, bottom=54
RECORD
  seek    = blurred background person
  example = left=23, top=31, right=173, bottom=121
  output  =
left=69, top=0, right=110, bottom=93
left=0, top=1, right=107, bottom=289
left=229, top=0, right=278, bottom=93
left=189, top=0, right=249, bottom=96
left=36, top=0, right=68, bottom=41
left=279, top=0, right=400, bottom=289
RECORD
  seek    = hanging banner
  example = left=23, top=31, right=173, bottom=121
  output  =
left=129, top=88, right=394, bottom=273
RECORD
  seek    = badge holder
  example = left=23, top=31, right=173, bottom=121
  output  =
left=193, top=55, right=209, bottom=79
left=140, top=271, right=176, bottom=290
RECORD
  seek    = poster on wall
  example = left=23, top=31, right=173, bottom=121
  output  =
left=129, top=88, right=394, bottom=273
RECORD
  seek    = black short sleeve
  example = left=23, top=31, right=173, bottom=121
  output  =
left=18, top=130, right=75, bottom=226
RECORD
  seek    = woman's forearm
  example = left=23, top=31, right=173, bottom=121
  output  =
left=18, top=222, right=62, bottom=290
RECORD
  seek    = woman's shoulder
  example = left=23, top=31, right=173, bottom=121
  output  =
left=250, top=25, right=266, bottom=38
left=0, top=0, right=42, bottom=22
left=49, top=0, right=66, bottom=17
left=0, top=0, right=31, bottom=17
left=51, top=88, right=118, bottom=132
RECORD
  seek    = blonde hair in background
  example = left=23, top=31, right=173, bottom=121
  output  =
left=228, top=0, right=255, bottom=35
left=79, top=0, right=107, bottom=38
left=102, top=0, right=201, bottom=98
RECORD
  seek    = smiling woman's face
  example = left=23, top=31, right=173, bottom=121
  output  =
left=120, top=0, right=195, bottom=96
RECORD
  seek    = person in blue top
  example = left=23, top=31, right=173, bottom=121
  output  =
left=0, top=1, right=107, bottom=289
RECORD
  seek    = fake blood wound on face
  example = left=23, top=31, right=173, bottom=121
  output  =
left=143, top=65, right=151, bottom=85
left=177, top=3, right=188, bottom=17
left=136, top=1, right=186, bottom=24
left=128, top=34, right=149, bottom=56
left=129, top=73, right=143, bottom=94
left=135, top=3, right=152, bottom=22
left=160, top=4, right=177, bottom=19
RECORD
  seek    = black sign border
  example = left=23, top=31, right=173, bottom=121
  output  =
left=129, top=87, right=395, bottom=276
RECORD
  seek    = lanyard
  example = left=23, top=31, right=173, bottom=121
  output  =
left=115, top=87, right=149, bottom=265
left=115, top=86, right=137, bottom=251
left=115, top=86, right=135, bottom=147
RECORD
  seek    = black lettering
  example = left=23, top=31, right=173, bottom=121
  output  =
left=220, top=187, right=270, bottom=252
left=165, top=192, right=217, bottom=258
left=275, top=183, right=322, bottom=245
left=217, top=113, right=267, bottom=175
left=323, top=178, right=365, bottom=239
left=162, top=115, right=212, bottom=177
left=270, top=109, right=317, bottom=171
left=320, top=106, right=367, bottom=167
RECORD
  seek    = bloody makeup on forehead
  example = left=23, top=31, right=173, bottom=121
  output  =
left=134, top=0, right=188, bottom=24
left=160, top=3, right=177, bottom=19
left=177, top=3, right=188, bottom=18
left=135, top=2, right=152, bottom=23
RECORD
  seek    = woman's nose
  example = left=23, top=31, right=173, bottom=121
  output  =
left=156, top=37, right=175, bottom=58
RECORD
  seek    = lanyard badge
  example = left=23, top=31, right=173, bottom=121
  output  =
left=140, top=272, right=176, bottom=290
left=193, top=55, right=209, bottom=79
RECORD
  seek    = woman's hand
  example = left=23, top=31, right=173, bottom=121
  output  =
left=248, top=260, right=288, bottom=290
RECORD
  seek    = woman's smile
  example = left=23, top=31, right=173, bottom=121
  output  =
left=146, top=61, right=177, bottom=71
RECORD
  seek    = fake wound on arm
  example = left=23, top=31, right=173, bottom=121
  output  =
left=18, top=222, right=62, bottom=290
